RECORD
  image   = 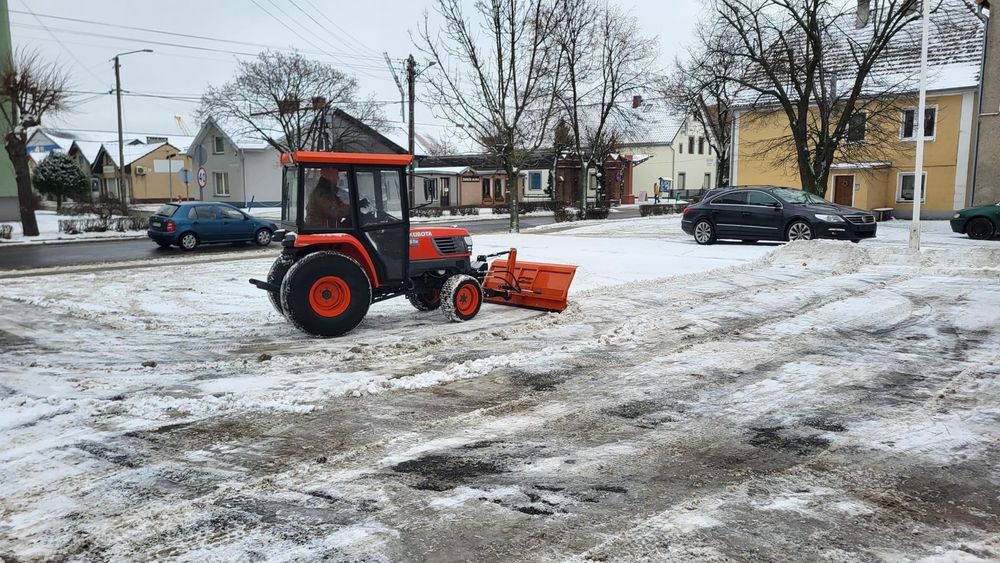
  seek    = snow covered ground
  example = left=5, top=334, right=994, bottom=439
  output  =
left=1, top=216, right=998, bottom=561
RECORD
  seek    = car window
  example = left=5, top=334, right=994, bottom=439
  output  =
left=771, top=188, right=827, bottom=205
left=747, top=191, right=780, bottom=206
left=187, top=207, right=198, bottom=220
left=155, top=204, right=179, bottom=217
left=712, top=192, right=747, bottom=205
left=219, top=206, right=244, bottom=220
left=196, top=205, right=217, bottom=220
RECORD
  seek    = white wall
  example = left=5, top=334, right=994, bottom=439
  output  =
left=243, top=148, right=282, bottom=205
left=673, top=117, right=717, bottom=191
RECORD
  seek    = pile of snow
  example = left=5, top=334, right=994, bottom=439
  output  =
left=0, top=210, right=146, bottom=245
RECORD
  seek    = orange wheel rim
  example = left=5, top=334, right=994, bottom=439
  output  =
left=309, top=276, right=351, bottom=317
left=454, top=284, right=479, bottom=315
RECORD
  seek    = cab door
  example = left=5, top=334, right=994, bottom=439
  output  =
left=353, top=167, right=409, bottom=285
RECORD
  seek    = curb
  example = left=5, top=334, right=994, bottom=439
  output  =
left=0, top=233, right=148, bottom=247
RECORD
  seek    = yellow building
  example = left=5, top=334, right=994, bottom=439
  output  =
left=93, top=142, right=192, bottom=203
left=731, top=2, right=984, bottom=219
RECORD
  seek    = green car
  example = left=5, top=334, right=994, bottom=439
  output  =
left=951, top=203, right=1000, bottom=240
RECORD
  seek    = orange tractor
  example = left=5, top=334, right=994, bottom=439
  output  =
left=249, top=152, right=577, bottom=337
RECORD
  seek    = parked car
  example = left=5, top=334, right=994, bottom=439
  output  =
left=681, top=186, right=877, bottom=245
left=950, top=202, right=999, bottom=240
left=147, top=202, right=277, bottom=250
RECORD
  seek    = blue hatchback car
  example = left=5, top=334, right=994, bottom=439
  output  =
left=147, top=202, right=278, bottom=250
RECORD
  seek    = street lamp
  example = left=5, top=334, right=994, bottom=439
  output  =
left=112, top=49, right=153, bottom=203
left=165, top=153, right=177, bottom=201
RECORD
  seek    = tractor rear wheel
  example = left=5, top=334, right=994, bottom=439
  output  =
left=280, top=251, right=372, bottom=337
left=407, top=290, right=442, bottom=311
left=267, top=254, right=294, bottom=317
left=441, top=275, right=483, bottom=322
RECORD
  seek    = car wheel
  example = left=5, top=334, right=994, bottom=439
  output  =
left=693, top=220, right=716, bottom=245
left=786, top=220, right=813, bottom=242
left=267, top=254, right=295, bottom=317
left=178, top=232, right=199, bottom=251
left=851, top=239, right=861, bottom=244
left=966, top=217, right=996, bottom=240
left=407, top=290, right=442, bottom=311
left=441, top=275, right=483, bottom=322
left=280, top=251, right=372, bottom=337
left=254, top=228, right=273, bottom=246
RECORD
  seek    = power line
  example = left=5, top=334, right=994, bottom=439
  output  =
left=285, top=0, right=377, bottom=61
left=8, top=22, right=391, bottom=73
left=15, top=1, right=106, bottom=86
left=298, top=0, right=381, bottom=58
left=7, top=9, right=386, bottom=62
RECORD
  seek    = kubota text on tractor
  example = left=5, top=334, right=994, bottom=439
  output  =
left=249, top=152, right=577, bottom=337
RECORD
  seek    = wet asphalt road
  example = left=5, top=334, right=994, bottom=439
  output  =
left=0, top=209, right=641, bottom=271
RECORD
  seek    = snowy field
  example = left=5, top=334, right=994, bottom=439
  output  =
left=1, top=216, right=999, bottom=561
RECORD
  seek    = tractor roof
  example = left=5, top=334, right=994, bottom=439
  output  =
left=280, top=151, right=413, bottom=167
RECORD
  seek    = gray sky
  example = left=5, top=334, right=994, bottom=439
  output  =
left=9, top=0, right=706, bottom=140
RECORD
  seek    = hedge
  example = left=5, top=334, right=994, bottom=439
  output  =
left=639, top=203, right=689, bottom=217
left=59, top=216, right=148, bottom=234
left=0, top=224, right=11, bottom=240
left=553, top=206, right=611, bottom=222
left=491, top=201, right=560, bottom=215
left=409, top=206, right=481, bottom=219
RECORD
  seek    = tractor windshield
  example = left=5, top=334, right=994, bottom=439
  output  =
left=303, top=166, right=354, bottom=230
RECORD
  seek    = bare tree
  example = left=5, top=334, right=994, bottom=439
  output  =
left=664, top=20, right=749, bottom=188
left=554, top=0, right=657, bottom=210
left=198, top=51, right=389, bottom=153
left=0, top=49, right=71, bottom=237
left=416, top=0, right=561, bottom=232
left=416, top=131, right=460, bottom=156
left=710, top=0, right=963, bottom=196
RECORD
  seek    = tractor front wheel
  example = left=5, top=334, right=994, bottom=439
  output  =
left=280, top=251, right=372, bottom=337
left=441, top=275, right=483, bottom=322
left=407, top=290, right=442, bottom=311
left=267, top=254, right=295, bottom=317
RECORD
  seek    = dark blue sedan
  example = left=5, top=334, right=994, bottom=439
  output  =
left=147, top=202, right=277, bottom=250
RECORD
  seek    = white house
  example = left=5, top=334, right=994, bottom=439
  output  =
left=186, top=118, right=283, bottom=207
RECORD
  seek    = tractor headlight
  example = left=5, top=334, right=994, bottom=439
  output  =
left=953, top=213, right=961, bottom=219
left=463, top=236, right=473, bottom=251
left=815, top=214, right=845, bottom=223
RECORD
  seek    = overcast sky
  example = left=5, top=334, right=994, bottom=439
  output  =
left=9, top=0, right=706, bottom=141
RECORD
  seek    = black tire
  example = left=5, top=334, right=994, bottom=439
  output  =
left=407, top=290, right=442, bottom=311
left=693, top=219, right=716, bottom=245
left=441, top=275, right=483, bottom=322
left=178, top=232, right=199, bottom=251
left=155, top=241, right=171, bottom=249
left=254, top=227, right=273, bottom=246
left=851, top=239, right=861, bottom=244
left=280, top=251, right=371, bottom=337
left=966, top=217, right=996, bottom=240
left=786, top=220, right=814, bottom=242
left=267, top=254, right=295, bottom=317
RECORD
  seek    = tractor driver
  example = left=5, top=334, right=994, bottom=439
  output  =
left=305, top=167, right=353, bottom=229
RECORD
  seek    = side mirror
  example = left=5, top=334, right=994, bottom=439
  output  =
left=769, top=202, right=782, bottom=209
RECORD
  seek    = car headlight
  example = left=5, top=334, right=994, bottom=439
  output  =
left=814, top=214, right=845, bottom=223
left=463, top=236, right=473, bottom=251
left=953, top=213, right=961, bottom=219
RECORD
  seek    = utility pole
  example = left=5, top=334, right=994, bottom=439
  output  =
left=909, top=0, right=931, bottom=252
left=166, top=153, right=176, bottom=201
left=114, top=55, right=125, bottom=202
left=406, top=54, right=416, bottom=205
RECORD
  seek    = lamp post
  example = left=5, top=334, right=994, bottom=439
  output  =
left=112, top=48, right=152, bottom=203
left=908, top=0, right=931, bottom=252
left=166, top=153, right=176, bottom=201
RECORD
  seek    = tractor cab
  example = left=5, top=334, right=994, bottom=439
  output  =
left=251, top=151, right=577, bottom=337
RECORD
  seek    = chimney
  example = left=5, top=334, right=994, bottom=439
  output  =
left=856, top=0, right=870, bottom=28
left=632, top=95, right=643, bottom=109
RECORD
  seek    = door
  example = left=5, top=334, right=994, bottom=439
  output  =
left=833, top=175, right=854, bottom=206
left=708, top=191, right=747, bottom=237
left=192, top=204, right=222, bottom=241
left=744, top=190, right=786, bottom=240
left=440, top=177, right=451, bottom=207
left=355, top=168, right=408, bottom=284
left=218, top=205, right=255, bottom=240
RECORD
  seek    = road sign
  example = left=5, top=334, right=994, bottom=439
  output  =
left=179, top=167, right=192, bottom=184
left=192, top=145, right=208, bottom=166
left=197, top=166, right=208, bottom=189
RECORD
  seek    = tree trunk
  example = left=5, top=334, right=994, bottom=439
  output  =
left=56, top=194, right=63, bottom=213
left=507, top=167, right=519, bottom=233
left=579, top=157, right=588, bottom=215
left=4, top=136, right=40, bottom=237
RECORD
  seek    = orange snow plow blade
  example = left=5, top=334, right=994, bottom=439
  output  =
left=482, top=248, right=577, bottom=313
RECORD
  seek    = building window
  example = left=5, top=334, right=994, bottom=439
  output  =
left=678, top=142, right=683, bottom=154
left=896, top=172, right=927, bottom=202
left=688, top=136, right=695, bottom=154
left=528, top=172, right=542, bottom=190
left=423, top=177, right=437, bottom=202
left=901, top=106, right=936, bottom=140
left=213, top=171, right=230, bottom=196
left=698, top=137, right=705, bottom=154
left=213, top=136, right=225, bottom=154
left=677, top=172, right=687, bottom=190
left=703, top=173, right=711, bottom=189
left=848, top=112, right=867, bottom=143
left=482, top=178, right=491, bottom=200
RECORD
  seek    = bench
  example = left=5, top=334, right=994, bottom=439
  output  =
left=872, top=207, right=894, bottom=222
